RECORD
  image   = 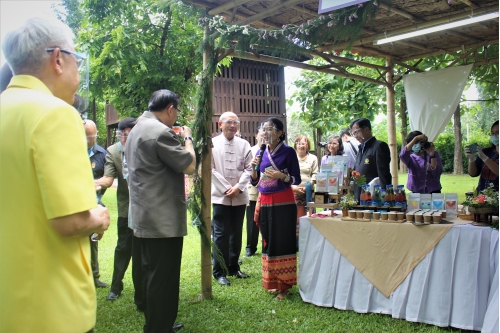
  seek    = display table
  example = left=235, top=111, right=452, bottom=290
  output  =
left=298, top=217, right=499, bottom=332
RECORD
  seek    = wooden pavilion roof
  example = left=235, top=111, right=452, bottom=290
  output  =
left=185, top=0, right=499, bottom=82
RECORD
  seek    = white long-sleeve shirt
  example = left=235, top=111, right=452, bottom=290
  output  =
left=211, top=134, right=253, bottom=206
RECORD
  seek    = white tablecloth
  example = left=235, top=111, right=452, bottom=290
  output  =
left=299, top=218, right=499, bottom=332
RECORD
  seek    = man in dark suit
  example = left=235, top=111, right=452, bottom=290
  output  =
left=125, top=89, right=196, bottom=333
left=350, top=118, right=392, bottom=201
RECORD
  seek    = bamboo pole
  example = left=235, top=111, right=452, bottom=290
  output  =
left=385, top=57, right=398, bottom=187
left=201, top=28, right=213, bottom=300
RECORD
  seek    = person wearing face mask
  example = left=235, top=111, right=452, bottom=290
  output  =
left=84, top=119, right=109, bottom=289
left=465, top=120, right=499, bottom=191
left=400, top=131, right=443, bottom=194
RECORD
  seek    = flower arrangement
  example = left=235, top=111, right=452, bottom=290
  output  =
left=462, top=183, right=499, bottom=210
left=339, top=194, right=357, bottom=210
left=351, top=171, right=366, bottom=187
left=462, top=184, right=499, bottom=229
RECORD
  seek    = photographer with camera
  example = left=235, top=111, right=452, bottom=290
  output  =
left=400, top=131, right=442, bottom=194
left=465, top=120, right=498, bottom=191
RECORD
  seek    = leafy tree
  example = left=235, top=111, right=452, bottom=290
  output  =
left=74, top=0, right=204, bottom=121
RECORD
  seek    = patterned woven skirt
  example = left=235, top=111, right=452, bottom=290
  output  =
left=255, top=188, right=297, bottom=291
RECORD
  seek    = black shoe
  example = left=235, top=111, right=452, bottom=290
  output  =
left=106, top=292, right=120, bottom=301
left=173, top=323, right=184, bottom=332
left=243, top=250, right=255, bottom=257
left=229, top=270, right=249, bottom=279
left=94, top=279, right=108, bottom=288
left=215, top=276, right=231, bottom=286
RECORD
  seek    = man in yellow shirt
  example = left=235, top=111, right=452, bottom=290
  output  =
left=0, top=17, right=110, bottom=333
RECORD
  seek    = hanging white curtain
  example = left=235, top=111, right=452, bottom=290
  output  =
left=403, top=64, right=473, bottom=142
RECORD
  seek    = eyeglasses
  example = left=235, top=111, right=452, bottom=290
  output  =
left=328, top=142, right=339, bottom=145
left=222, top=120, right=240, bottom=126
left=295, top=142, right=307, bottom=146
left=350, top=128, right=363, bottom=137
left=46, top=47, right=86, bottom=69
left=117, top=131, right=130, bottom=137
left=261, top=126, right=277, bottom=132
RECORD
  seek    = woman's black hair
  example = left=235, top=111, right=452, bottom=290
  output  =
left=406, top=130, right=423, bottom=144
left=265, top=117, right=286, bottom=142
left=327, top=135, right=345, bottom=156
left=491, top=120, right=499, bottom=147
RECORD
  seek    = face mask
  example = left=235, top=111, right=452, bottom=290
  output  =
left=412, top=143, right=421, bottom=153
left=491, top=135, right=499, bottom=146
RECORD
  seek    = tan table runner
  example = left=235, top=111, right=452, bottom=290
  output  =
left=307, top=217, right=469, bottom=297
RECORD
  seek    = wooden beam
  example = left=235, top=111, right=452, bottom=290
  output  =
left=460, top=0, right=479, bottom=9
left=400, top=39, right=499, bottom=62
left=378, top=3, right=419, bottom=22
left=222, top=49, right=390, bottom=87
left=208, top=0, right=254, bottom=16
left=201, top=27, right=213, bottom=300
left=314, top=50, right=390, bottom=71
left=237, top=0, right=307, bottom=26
left=292, top=4, right=317, bottom=16
left=320, top=4, right=499, bottom=51
left=445, top=30, right=483, bottom=43
left=385, top=57, right=399, bottom=187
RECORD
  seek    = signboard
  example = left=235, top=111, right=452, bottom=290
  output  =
left=318, top=0, right=369, bottom=14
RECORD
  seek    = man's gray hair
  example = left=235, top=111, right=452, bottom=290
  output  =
left=219, top=111, right=238, bottom=122
left=2, top=17, right=75, bottom=75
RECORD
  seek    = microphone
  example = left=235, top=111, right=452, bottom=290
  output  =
left=254, top=144, right=266, bottom=171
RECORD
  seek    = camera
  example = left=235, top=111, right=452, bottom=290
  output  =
left=422, top=141, right=431, bottom=149
left=318, top=142, right=328, bottom=148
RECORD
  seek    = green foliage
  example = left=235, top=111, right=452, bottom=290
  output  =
left=76, top=0, right=204, bottom=119
left=200, top=2, right=379, bottom=62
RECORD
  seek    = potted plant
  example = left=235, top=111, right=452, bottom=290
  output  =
left=339, top=194, right=357, bottom=216
left=462, top=183, right=499, bottom=228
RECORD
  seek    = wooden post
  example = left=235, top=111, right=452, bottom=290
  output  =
left=385, top=57, right=398, bottom=186
left=453, top=105, right=464, bottom=175
left=201, top=28, right=213, bottom=300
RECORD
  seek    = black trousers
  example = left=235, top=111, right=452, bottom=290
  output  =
left=132, top=235, right=145, bottom=311
left=139, top=237, right=183, bottom=333
left=212, top=204, right=246, bottom=278
left=110, top=217, right=134, bottom=295
left=90, top=236, right=99, bottom=280
left=245, top=200, right=260, bottom=254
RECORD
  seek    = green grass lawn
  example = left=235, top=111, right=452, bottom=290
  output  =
left=95, top=175, right=477, bottom=333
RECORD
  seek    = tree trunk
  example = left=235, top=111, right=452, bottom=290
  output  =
left=315, top=127, right=323, bottom=159
left=399, top=97, right=408, bottom=174
left=453, top=105, right=464, bottom=175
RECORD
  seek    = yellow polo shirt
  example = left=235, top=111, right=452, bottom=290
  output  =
left=0, top=75, right=97, bottom=332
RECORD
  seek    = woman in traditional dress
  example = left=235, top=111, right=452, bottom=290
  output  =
left=250, top=118, right=301, bottom=301
left=292, top=135, right=318, bottom=231
left=320, top=134, right=345, bottom=165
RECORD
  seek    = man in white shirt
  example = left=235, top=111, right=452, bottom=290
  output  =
left=341, top=128, right=360, bottom=169
left=211, top=112, right=253, bottom=286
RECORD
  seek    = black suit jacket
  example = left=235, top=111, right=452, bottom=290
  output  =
left=353, top=136, right=392, bottom=200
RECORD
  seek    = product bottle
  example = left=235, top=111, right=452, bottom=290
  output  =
left=384, top=185, right=393, bottom=206
left=397, top=185, right=407, bottom=211
left=360, top=185, right=367, bottom=206
left=366, top=186, right=372, bottom=206
left=372, top=185, right=381, bottom=207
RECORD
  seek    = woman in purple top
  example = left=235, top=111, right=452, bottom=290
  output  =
left=400, top=131, right=442, bottom=193
left=250, top=118, right=301, bottom=301
left=320, top=135, right=346, bottom=165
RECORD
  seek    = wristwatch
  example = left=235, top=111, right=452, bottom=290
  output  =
left=184, top=136, right=193, bottom=142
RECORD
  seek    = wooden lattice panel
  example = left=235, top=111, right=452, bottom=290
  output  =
left=212, top=58, right=286, bottom=146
